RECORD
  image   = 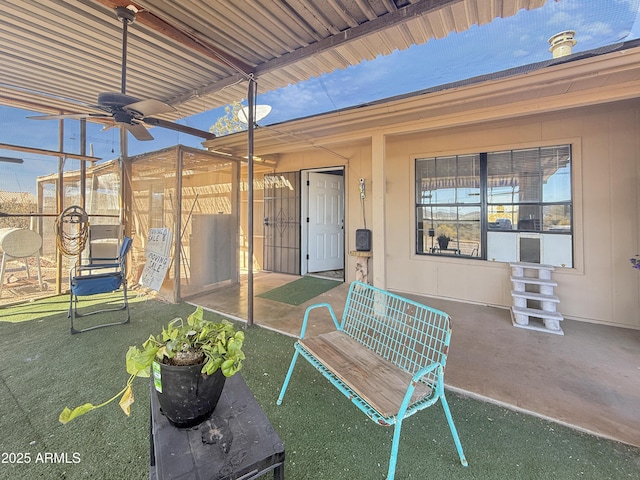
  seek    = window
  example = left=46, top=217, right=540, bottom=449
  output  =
left=416, top=145, right=573, bottom=266
left=487, top=146, right=571, bottom=233
left=416, top=154, right=481, bottom=256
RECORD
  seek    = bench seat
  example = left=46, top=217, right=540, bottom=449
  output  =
left=300, top=331, right=432, bottom=418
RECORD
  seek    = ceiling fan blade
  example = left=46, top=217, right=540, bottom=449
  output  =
left=123, top=122, right=154, bottom=141
left=28, top=113, right=110, bottom=121
left=97, top=91, right=141, bottom=108
left=144, top=117, right=216, bottom=140
left=124, top=98, right=175, bottom=117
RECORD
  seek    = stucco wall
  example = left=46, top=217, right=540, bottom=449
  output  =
left=272, top=141, right=373, bottom=280
left=384, top=101, right=640, bottom=329
left=265, top=101, right=639, bottom=328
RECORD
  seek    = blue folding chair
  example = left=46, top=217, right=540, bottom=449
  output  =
left=69, top=236, right=132, bottom=334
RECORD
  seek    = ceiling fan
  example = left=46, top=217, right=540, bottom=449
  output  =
left=29, top=6, right=215, bottom=141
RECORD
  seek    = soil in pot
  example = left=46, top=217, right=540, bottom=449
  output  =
left=153, top=361, right=226, bottom=428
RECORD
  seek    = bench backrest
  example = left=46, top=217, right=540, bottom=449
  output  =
left=341, top=281, right=451, bottom=383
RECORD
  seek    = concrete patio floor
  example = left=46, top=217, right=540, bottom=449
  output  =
left=189, top=272, right=640, bottom=449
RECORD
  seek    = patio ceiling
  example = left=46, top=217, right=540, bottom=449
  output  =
left=0, top=0, right=547, bottom=123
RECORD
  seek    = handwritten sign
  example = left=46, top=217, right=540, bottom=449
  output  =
left=139, top=251, right=171, bottom=291
left=139, top=228, right=173, bottom=291
left=145, top=228, right=172, bottom=257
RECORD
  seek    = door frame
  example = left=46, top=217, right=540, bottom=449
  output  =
left=301, top=166, right=345, bottom=277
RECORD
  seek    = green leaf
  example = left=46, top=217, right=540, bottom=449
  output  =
left=202, top=359, right=214, bottom=375
left=198, top=327, right=209, bottom=341
left=59, top=403, right=96, bottom=424
left=125, top=345, right=157, bottom=377
left=168, top=325, right=179, bottom=341
left=227, top=337, right=243, bottom=356
left=161, top=326, right=171, bottom=342
left=142, top=335, right=155, bottom=349
left=203, top=357, right=223, bottom=375
left=156, top=345, right=167, bottom=359
left=187, top=306, right=203, bottom=326
left=221, top=357, right=241, bottom=377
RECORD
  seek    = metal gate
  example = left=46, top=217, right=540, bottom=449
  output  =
left=263, top=172, right=300, bottom=274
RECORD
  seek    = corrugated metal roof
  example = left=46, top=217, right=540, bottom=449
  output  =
left=0, top=0, right=547, bottom=124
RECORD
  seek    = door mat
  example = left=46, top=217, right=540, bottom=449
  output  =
left=257, top=276, right=341, bottom=306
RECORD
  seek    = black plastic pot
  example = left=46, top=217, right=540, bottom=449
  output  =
left=153, top=361, right=226, bottom=428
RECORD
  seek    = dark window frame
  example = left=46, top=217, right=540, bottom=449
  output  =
left=415, top=145, right=573, bottom=260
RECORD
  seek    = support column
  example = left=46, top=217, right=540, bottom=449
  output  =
left=119, top=128, right=132, bottom=294
left=371, top=133, right=386, bottom=289
left=55, top=119, right=64, bottom=294
left=80, top=119, right=87, bottom=211
left=173, top=148, right=183, bottom=304
left=79, top=119, right=87, bottom=266
left=247, top=76, right=256, bottom=327
left=119, top=128, right=129, bottom=236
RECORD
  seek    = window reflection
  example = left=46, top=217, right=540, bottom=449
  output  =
left=416, top=154, right=481, bottom=256
left=487, top=146, right=571, bottom=232
left=416, top=145, right=572, bottom=262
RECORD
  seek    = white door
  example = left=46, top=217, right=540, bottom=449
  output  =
left=307, top=172, right=344, bottom=272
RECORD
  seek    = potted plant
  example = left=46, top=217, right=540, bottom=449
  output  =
left=59, top=306, right=245, bottom=427
left=437, top=233, right=451, bottom=250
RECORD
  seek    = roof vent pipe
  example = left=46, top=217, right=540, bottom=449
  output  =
left=548, top=30, right=577, bottom=58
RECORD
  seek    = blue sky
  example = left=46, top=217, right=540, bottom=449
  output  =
left=1, top=0, right=639, bottom=194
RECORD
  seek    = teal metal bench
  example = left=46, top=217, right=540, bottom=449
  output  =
left=277, top=281, right=467, bottom=479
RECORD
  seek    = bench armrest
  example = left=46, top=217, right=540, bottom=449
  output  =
left=396, top=362, right=444, bottom=417
left=299, top=303, right=340, bottom=339
left=411, top=362, right=441, bottom=383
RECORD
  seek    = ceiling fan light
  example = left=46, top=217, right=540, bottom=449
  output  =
left=113, top=111, right=132, bottom=124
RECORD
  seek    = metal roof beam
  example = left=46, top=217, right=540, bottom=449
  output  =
left=93, top=0, right=255, bottom=77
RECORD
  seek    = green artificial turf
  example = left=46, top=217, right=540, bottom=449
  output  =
left=257, top=276, right=341, bottom=305
left=1, top=294, right=639, bottom=479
